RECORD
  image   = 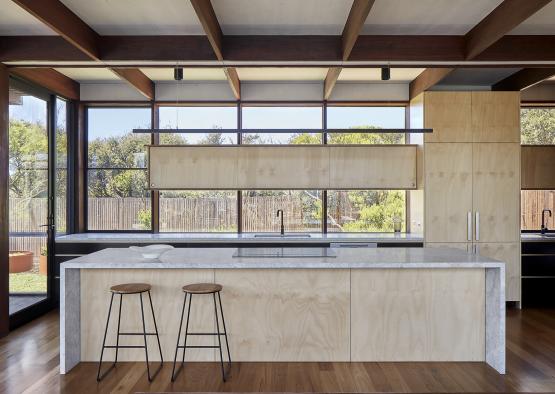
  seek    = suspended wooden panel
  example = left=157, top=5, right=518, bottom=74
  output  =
left=522, top=145, right=555, bottom=190
left=148, top=145, right=418, bottom=190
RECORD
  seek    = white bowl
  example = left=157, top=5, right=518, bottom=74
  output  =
left=130, top=244, right=174, bottom=259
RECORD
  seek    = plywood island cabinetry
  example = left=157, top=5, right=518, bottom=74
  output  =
left=415, top=91, right=521, bottom=301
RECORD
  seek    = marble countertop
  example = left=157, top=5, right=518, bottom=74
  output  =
left=521, top=233, right=555, bottom=242
left=61, top=247, right=503, bottom=270
left=55, top=232, right=424, bottom=244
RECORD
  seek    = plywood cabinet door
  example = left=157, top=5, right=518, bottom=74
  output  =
left=425, top=143, right=473, bottom=243
left=476, top=242, right=520, bottom=301
left=473, top=143, right=520, bottom=243
left=424, top=92, right=472, bottom=143
left=471, top=92, right=520, bottom=143
left=237, top=146, right=329, bottom=189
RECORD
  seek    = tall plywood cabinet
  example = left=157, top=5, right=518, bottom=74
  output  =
left=417, top=91, right=521, bottom=301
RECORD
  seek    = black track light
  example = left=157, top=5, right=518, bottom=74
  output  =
left=381, top=66, right=390, bottom=81
left=174, top=67, right=183, bottom=81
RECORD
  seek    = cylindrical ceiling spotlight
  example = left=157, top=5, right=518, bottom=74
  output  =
left=381, top=65, right=390, bottom=81
left=174, top=67, right=184, bottom=81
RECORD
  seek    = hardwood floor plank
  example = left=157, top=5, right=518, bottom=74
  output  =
left=2, top=309, right=555, bottom=393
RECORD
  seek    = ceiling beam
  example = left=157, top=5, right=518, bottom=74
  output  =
left=110, top=68, right=154, bottom=100
left=325, top=0, right=374, bottom=100
left=10, top=68, right=79, bottom=100
left=324, top=67, right=342, bottom=100
left=464, top=0, right=552, bottom=60
left=190, top=0, right=240, bottom=99
left=10, top=0, right=154, bottom=99
left=342, top=0, right=375, bottom=61
left=11, top=0, right=100, bottom=60
left=492, top=68, right=555, bottom=91
left=409, top=68, right=455, bottom=100
left=4, top=35, right=555, bottom=64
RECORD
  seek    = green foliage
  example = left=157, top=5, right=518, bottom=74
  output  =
left=521, top=108, right=555, bottom=144
left=340, top=191, right=405, bottom=232
left=137, top=209, right=151, bottom=230
left=9, top=272, right=47, bottom=293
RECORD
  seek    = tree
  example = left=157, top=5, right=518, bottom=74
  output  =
left=521, top=108, right=555, bottom=144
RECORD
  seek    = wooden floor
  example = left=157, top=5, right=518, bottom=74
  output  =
left=2, top=309, right=555, bottom=393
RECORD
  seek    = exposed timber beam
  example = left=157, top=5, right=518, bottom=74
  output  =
left=10, top=68, right=79, bottom=100
left=11, top=0, right=100, bottom=60
left=324, top=67, right=342, bottom=100
left=10, top=0, right=154, bottom=99
left=4, top=35, right=555, bottom=64
left=325, top=0, right=374, bottom=99
left=409, top=68, right=455, bottom=100
left=110, top=68, right=155, bottom=100
left=342, top=0, right=375, bottom=61
left=493, top=68, right=555, bottom=91
left=190, top=0, right=240, bottom=99
left=464, top=0, right=552, bottom=60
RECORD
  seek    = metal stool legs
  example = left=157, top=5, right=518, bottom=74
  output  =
left=97, top=290, right=163, bottom=382
left=171, top=291, right=231, bottom=382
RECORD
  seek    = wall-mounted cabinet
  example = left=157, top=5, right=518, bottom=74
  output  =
left=416, top=91, right=521, bottom=301
left=148, top=145, right=417, bottom=190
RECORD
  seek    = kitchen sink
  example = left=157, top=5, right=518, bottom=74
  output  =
left=541, top=233, right=555, bottom=238
left=253, top=234, right=311, bottom=238
left=233, top=247, right=335, bottom=258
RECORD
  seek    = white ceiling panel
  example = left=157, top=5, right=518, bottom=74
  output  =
left=60, top=0, right=204, bottom=35
left=509, top=1, right=555, bottom=35
left=55, top=68, right=121, bottom=82
left=212, top=0, right=352, bottom=35
left=0, top=0, right=57, bottom=35
left=338, top=68, right=425, bottom=82
left=141, top=68, right=227, bottom=81
left=237, top=67, right=328, bottom=81
left=363, top=0, right=503, bottom=35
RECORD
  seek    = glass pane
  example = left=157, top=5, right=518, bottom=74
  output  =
left=8, top=88, right=48, bottom=312
left=87, top=169, right=151, bottom=230
left=242, top=107, right=322, bottom=144
left=326, top=107, right=405, bottom=144
left=242, top=190, right=322, bottom=232
left=88, top=107, right=151, bottom=168
left=521, top=108, right=555, bottom=145
left=56, top=99, right=68, bottom=234
left=327, top=190, right=406, bottom=232
left=159, top=191, right=237, bottom=232
left=159, top=106, right=237, bottom=144
left=521, top=190, right=555, bottom=230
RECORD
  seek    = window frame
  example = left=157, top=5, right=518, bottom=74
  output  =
left=84, top=101, right=411, bottom=234
left=84, top=104, right=154, bottom=233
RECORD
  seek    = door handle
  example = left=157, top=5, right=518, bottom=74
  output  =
left=475, top=211, right=480, bottom=241
left=467, top=211, right=472, bottom=241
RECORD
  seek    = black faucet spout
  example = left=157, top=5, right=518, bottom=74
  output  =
left=276, top=209, right=284, bottom=236
left=541, top=209, right=552, bottom=234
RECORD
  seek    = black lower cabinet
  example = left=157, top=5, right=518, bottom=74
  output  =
left=522, top=240, right=555, bottom=307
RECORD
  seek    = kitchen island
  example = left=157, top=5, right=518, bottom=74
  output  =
left=60, top=247, right=505, bottom=374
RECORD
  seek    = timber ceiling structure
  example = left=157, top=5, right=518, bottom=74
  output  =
left=1, top=0, right=555, bottom=100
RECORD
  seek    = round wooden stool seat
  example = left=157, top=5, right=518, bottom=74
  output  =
left=182, top=283, right=223, bottom=294
left=110, top=283, right=151, bottom=294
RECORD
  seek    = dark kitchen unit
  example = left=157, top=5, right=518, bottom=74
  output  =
left=521, top=235, right=555, bottom=307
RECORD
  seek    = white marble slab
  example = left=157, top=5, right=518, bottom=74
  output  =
left=60, top=247, right=505, bottom=375
left=521, top=233, right=555, bottom=242
left=55, top=232, right=424, bottom=244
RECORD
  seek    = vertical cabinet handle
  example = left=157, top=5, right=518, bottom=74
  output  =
left=475, top=211, right=480, bottom=241
left=467, top=211, right=472, bottom=241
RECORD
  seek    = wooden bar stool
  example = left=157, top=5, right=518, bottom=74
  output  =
left=97, top=283, right=163, bottom=382
left=171, top=283, right=231, bottom=382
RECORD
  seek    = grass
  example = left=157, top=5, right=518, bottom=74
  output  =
left=9, top=272, right=47, bottom=293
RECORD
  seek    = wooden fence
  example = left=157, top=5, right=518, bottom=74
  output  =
left=521, top=190, right=555, bottom=230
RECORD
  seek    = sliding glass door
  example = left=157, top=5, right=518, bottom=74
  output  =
left=7, top=80, right=65, bottom=325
